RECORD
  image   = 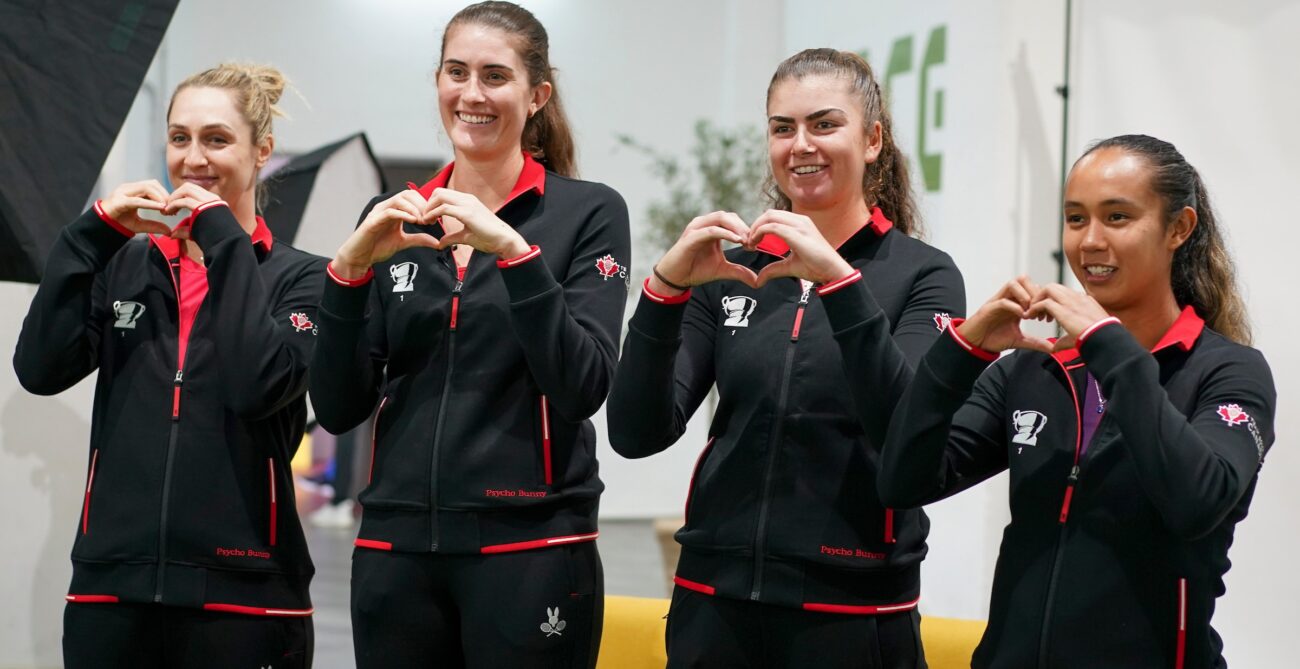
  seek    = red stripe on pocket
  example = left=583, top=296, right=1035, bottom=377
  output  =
left=1175, top=577, right=1187, bottom=669
left=673, top=576, right=716, bottom=596
left=268, top=458, right=277, bottom=547
left=540, top=395, right=553, bottom=485
left=66, top=594, right=119, bottom=604
left=884, top=508, right=896, bottom=544
left=354, top=538, right=393, bottom=551
left=82, top=450, right=99, bottom=535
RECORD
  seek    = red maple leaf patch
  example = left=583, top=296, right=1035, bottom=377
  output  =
left=1217, top=403, right=1250, bottom=426
left=595, top=254, right=625, bottom=280
left=290, top=312, right=315, bottom=333
left=934, top=312, right=953, bottom=332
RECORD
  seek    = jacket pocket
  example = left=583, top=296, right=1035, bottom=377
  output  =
left=1174, top=577, right=1187, bottom=669
left=684, top=438, right=716, bottom=524
left=267, top=458, right=278, bottom=547
left=81, top=449, right=100, bottom=535
left=367, top=395, right=390, bottom=485
left=539, top=395, right=553, bottom=486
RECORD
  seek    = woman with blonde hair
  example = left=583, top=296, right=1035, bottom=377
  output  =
left=15, top=63, right=323, bottom=668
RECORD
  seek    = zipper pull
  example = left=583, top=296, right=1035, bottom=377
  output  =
left=790, top=281, right=812, bottom=342
left=1058, top=465, right=1080, bottom=523
left=172, top=369, right=183, bottom=420
left=449, top=279, right=464, bottom=331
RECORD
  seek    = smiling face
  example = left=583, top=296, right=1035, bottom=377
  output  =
left=166, top=86, right=269, bottom=209
left=766, top=74, right=881, bottom=214
left=1063, top=147, right=1196, bottom=313
left=438, top=23, right=551, bottom=162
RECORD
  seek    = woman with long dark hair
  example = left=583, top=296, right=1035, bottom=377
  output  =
left=879, top=134, right=1274, bottom=668
left=309, top=3, right=629, bottom=667
left=608, top=49, right=965, bottom=668
left=15, top=63, right=322, bottom=668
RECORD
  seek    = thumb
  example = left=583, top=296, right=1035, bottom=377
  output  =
left=754, top=259, right=794, bottom=288
left=716, top=261, right=759, bottom=288
left=401, top=231, right=443, bottom=252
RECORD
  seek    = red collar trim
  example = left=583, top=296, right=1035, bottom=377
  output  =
left=1051, top=305, right=1204, bottom=363
left=409, top=152, right=546, bottom=209
left=150, top=215, right=273, bottom=260
left=755, top=206, right=893, bottom=257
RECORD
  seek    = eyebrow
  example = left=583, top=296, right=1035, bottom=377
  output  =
left=168, top=123, right=236, bottom=132
left=768, top=108, right=845, bottom=123
left=444, top=58, right=515, bottom=72
left=1063, top=197, right=1139, bottom=208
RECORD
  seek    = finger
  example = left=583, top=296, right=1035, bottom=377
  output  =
left=1026, top=296, right=1061, bottom=321
left=1051, top=335, right=1077, bottom=352
left=1005, top=278, right=1034, bottom=308
left=715, top=261, right=760, bottom=288
left=754, top=258, right=796, bottom=287
left=388, top=198, right=424, bottom=222
left=132, top=220, right=173, bottom=236
left=688, top=224, right=746, bottom=247
left=163, top=197, right=201, bottom=215
left=746, top=219, right=794, bottom=249
left=434, top=229, right=469, bottom=250
left=400, top=230, right=443, bottom=252
left=710, top=211, right=753, bottom=240
left=1012, top=336, right=1056, bottom=354
left=126, top=196, right=166, bottom=212
left=1016, top=275, right=1043, bottom=299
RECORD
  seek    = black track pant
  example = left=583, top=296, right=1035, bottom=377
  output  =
left=665, top=586, right=927, bottom=669
left=63, top=601, right=313, bottom=668
left=352, top=541, right=603, bottom=669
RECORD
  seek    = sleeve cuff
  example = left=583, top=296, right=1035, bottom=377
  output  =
left=94, top=200, right=134, bottom=238
left=946, top=318, right=999, bottom=362
left=1077, top=316, right=1122, bottom=345
left=327, top=262, right=374, bottom=287
left=496, top=245, right=542, bottom=268
left=816, top=269, right=862, bottom=296
left=642, top=277, right=691, bottom=304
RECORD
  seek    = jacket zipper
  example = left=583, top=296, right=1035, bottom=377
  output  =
left=751, top=282, right=810, bottom=600
left=427, top=259, right=465, bottom=550
left=155, top=253, right=185, bottom=602
left=81, top=449, right=100, bottom=534
left=1036, top=359, right=1084, bottom=667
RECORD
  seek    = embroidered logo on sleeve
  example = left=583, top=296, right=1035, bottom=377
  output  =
left=1217, top=403, right=1250, bottom=426
left=112, top=300, right=146, bottom=329
left=934, top=312, right=953, bottom=332
left=390, top=262, right=418, bottom=292
left=721, top=295, right=758, bottom=328
left=540, top=607, right=566, bottom=637
left=289, top=312, right=317, bottom=335
left=1011, top=410, right=1048, bottom=452
left=595, top=254, right=628, bottom=282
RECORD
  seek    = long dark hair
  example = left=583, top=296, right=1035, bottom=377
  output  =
left=1078, top=134, right=1250, bottom=344
left=441, top=1, right=576, bottom=177
left=763, top=48, right=921, bottom=237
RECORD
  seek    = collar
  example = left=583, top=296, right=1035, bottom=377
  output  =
left=409, top=152, right=546, bottom=209
left=150, top=214, right=274, bottom=260
left=756, top=206, right=894, bottom=257
left=1051, top=305, right=1204, bottom=363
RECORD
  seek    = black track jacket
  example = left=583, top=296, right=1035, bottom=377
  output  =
left=608, top=208, right=964, bottom=612
left=879, top=308, right=1276, bottom=668
left=309, top=155, right=631, bottom=555
left=14, top=201, right=325, bottom=615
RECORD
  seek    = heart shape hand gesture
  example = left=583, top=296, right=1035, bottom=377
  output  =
left=649, top=211, right=760, bottom=294
left=100, top=180, right=226, bottom=238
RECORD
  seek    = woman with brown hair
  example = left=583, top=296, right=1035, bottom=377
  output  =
left=608, top=48, right=965, bottom=668
left=309, top=2, right=629, bottom=667
left=15, top=63, right=322, bottom=668
left=879, top=134, right=1275, bottom=668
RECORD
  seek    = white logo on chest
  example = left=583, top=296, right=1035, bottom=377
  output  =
left=1011, top=410, right=1049, bottom=452
left=390, top=262, right=418, bottom=292
left=112, top=300, right=146, bottom=329
left=721, top=295, right=757, bottom=328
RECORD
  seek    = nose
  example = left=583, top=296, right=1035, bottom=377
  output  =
left=1079, top=218, right=1106, bottom=252
left=184, top=141, right=207, bottom=169
left=463, top=75, right=487, bottom=104
left=791, top=127, right=814, bottom=156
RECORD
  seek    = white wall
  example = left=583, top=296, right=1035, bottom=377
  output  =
left=2, top=1, right=1297, bottom=666
left=1072, top=2, right=1300, bottom=665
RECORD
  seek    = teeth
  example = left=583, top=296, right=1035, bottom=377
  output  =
left=458, top=112, right=495, bottom=124
left=793, top=165, right=823, bottom=174
left=1085, top=266, right=1115, bottom=276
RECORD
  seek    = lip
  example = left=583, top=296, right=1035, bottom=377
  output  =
left=183, top=176, right=217, bottom=187
left=788, top=164, right=829, bottom=178
left=1081, top=264, right=1117, bottom=284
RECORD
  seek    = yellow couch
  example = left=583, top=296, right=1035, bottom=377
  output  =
left=598, top=595, right=985, bottom=669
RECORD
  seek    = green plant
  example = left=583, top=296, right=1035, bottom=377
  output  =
left=616, top=120, right=768, bottom=254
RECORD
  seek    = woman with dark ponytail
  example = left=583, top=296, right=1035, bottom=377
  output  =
left=608, top=49, right=964, bottom=667
left=879, top=134, right=1274, bottom=668
left=310, top=2, right=629, bottom=667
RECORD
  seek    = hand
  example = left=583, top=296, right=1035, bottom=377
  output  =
left=745, top=209, right=854, bottom=287
left=650, top=211, right=759, bottom=295
left=332, top=190, right=441, bottom=279
left=422, top=188, right=531, bottom=259
left=956, top=276, right=1054, bottom=354
left=1026, top=283, right=1111, bottom=351
left=161, top=182, right=225, bottom=239
left=100, top=180, right=171, bottom=236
